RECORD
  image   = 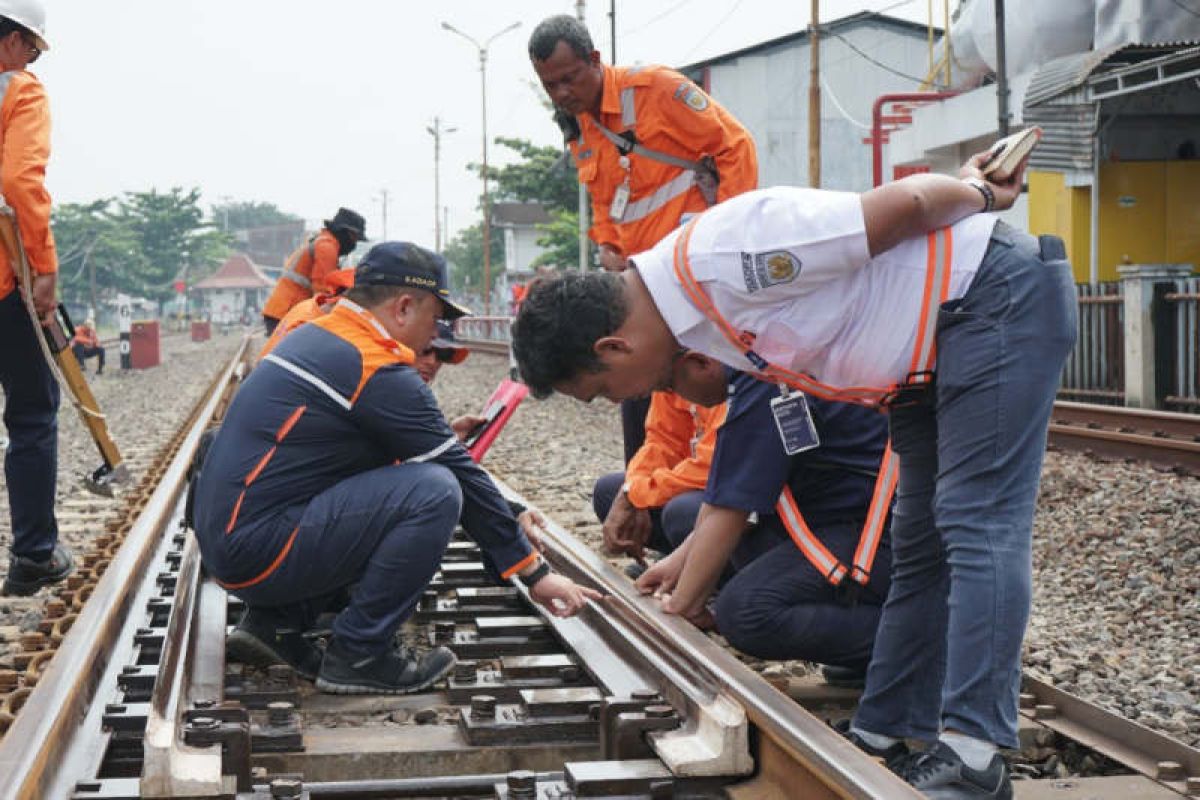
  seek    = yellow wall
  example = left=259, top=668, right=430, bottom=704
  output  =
left=1029, top=162, right=1200, bottom=283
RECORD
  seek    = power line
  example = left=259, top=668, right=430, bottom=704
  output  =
left=680, top=0, right=747, bottom=62
left=821, top=26, right=946, bottom=88
left=621, top=0, right=698, bottom=38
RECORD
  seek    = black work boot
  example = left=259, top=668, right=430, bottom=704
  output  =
left=226, top=607, right=323, bottom=681
left=832, top=718, right=913, bottom=774
left=905, top=741, right=1012, bottom=799
left=3, top=544, right=74, bottom=596
left=316, top=638, right=456, bottom=695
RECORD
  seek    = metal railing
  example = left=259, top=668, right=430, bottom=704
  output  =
left=1165, top=276, right=1200, bottom=411
left=1060, top=282, right=1124, bottom=405
left=455, top=316, right=512, bottom=345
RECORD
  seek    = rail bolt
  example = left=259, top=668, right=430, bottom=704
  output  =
left=1156, top=761, right=1184, bottom=782
left=644, top=704, right=676, bottom=719
left=1018, top=693, right=1036, bottom=709
left=1033, top=704, right=1058, bottom=720
left=189, top=716, right=219, bottom=731
left=632, top=689, right=660, bottom=703
left=270, top=777, right=304, bottom=799
left=1184, top=775, right=1200, bottom=794
left=470, top=694, right=497, bottom=720
left=268, top=701, right=296, bottom=727
left=507, top=769, right=537, bottom=798
left=454, top=660, right=478, bottom=683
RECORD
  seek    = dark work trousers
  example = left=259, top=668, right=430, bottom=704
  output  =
left=72, top=343, right=105, bottom=373
left=620, top=396, right=652, bottom=464
left=714, top=519, right=892, bottom=671
left=592, top=471, right=703, bottom=556
left=222, top=462, right=462, bottom=656
left=0, top=290, right=60, bottom=561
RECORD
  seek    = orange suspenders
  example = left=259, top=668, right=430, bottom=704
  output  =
left=671, top=217, right=954, bottom=593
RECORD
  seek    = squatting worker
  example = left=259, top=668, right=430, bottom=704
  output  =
left=71, top=316, right=105, bottom=375
left=511, top=153, right=1076, bottom=799
left=261, top=207, right=367, bottom=335
left=194, top=242, right=600, bottom=695
left=0, top=1, right=74, bottom=597
left=528, top=15, right=757, bottom=465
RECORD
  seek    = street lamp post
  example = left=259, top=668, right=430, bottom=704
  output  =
left=426, top=116, right=457, bottom=252
left=442, top=19, right=521, bottom=315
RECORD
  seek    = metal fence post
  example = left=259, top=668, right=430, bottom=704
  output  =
left=1119, top=263, right=1194, bottom=409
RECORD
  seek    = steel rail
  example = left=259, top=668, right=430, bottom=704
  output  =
left=1049, top=401, right=1200, bottom=475
left=0, top=336, right=250, bottom=800
left=457, top=337, right=510, bottom=356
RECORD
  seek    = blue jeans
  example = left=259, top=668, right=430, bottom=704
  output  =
left=0, top=291, right=60, bottom=560
left=226, top=462, right=462, bottom=655
left=593, top=471, right=704, bottom=555
left=853, top=224, right=1077, bottom=748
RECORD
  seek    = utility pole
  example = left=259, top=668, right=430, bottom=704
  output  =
left=609, top=0, right=616, bottom=63
left=576, top=0, right=589, bottom=271
left=809, top=0, right=821, bottom=187
left=376, top=188, right=390, bottom=240
left=994, top=0, right=1010, bottom=136
left=427, top=116, right=456, bottom=251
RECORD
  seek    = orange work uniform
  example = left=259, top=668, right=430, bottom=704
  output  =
left=625, top=391, right=727, bottom=510
left=570, top=64, right=758, bottom=259
left=258, top=295, right=331, bottom=359
left=72, top=323, right=99, bottom=349
left=262, top=229, right=340, bottom=322
left=0, top=68, right=56, bottom=299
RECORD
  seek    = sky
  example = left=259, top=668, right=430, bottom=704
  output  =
left=36, top=0, right=933, bottom=250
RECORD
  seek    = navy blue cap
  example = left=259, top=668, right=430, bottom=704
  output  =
left=355, top=241, right=471, bottom=320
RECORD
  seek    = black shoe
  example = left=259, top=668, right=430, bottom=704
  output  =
left=316, top=638, right=456, bottom=695
left=832, top=718, right=912, bottom=774
left=905, top=741, right=1012, bottom=799
left=226, top=608, right=323, bottom=681
left=821, top=664, right=866, bottom=689
left=3, top=544, right=74, bottom=596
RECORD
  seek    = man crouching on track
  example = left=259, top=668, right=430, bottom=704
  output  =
left=511, top=153, right=1076, bottom=799
left=193, top=241, right=600, bottom=695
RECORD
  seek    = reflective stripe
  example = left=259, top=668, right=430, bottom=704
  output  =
left=908, top=229, right=953, bottom=379
left=262, top=354, right=352, bottom=410
left=618, top=170, right=696, bottom=224
left=851, top=443, right=899, bottom=582
left=0, top=71, right=17, bottom=100
left=620, top=86, right=637, bottom=127
left=281, top=269, right=311, bottom=290
left=776, top=487, right=847, bottom=584
left=407, top=435, right=457, bottom=463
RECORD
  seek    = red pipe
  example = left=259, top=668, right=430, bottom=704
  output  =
left=871, top=92, right=959, bottom=187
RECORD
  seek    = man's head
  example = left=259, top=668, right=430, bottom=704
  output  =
left=347, top=242, right=470, bottom=354
left=414, top=319, right=469, bottom=384
left=511, top=271, right=679, bottom=403
left=528, top=15, right=604, bottom=118
left=324, top=207, right=369, bottom=256
left=0, top=1, right=49, bottom=70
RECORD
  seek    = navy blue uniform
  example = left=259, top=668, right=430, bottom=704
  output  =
left=708, top=371, right=892, bottom=670
left=194, top=301, right=535, bottom=654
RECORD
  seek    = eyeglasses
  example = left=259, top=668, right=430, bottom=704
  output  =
left=420, top=346, right=457, bottom=364
left=21, top=33, right=40, bottom=63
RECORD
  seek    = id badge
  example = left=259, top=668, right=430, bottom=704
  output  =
left=770, top=391, right=820, bottom=455
left=610, top=183, right=630, bottom=221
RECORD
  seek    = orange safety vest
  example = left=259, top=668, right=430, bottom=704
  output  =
left=672, top=217, right=954, bottom=592
left=262, top=230, right=340, bottom=321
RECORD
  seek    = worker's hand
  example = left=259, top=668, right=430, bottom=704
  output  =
left=31, top=273, right=56, bottom=325
left=635, top=549, right=684, bottom=596
left=660, top=585, right=717, bottom=630
left=529, top=573, right=604, bottom=618
left=598, top=244, right=628, bottom=272
left=602, top=490, right=652, bottom=562
left=517, top=509, right=548, bottom=552
left=959, top=150, right=1029, bottom=212
left=450, top=414, right=487, bottom=442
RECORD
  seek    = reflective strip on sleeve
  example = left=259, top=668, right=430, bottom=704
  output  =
left=281, top=269, right=312, bottom=290
left=620, top=86, right=637, bottom=127
left=618, top=170, right=696, bottom=224
left=261, top=354, right=352, bottom=410
left=407, top=435, right=457, bottom=463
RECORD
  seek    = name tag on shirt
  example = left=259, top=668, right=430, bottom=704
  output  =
left=770, top=392, right=820, bottom=455
left=610, top=184, right=630, bottom=221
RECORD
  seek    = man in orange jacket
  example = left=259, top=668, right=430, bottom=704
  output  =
left=0, top=1, right=74, bottom=597
left=261, top=207, right=367, bottom=335
left=71, top=316, right=105, bottom=374
left=529, top=15, right=758, bottom=464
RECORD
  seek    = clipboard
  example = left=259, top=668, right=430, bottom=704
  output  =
left=466, top=378, right=529, bottom=462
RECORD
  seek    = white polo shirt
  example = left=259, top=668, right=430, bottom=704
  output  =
left=632, top=186, right=999, bottom=390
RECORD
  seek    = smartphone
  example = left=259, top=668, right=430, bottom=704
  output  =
left=462, top=400, right=506, bottom=449
left=980, top=126, right=1043, bottom=180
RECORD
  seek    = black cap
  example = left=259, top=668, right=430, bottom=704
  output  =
left=324, top=207, right=369, bottom=241
left=355, top=241, right=472, bottom=320
left=430, top=320, right=469, bottom=364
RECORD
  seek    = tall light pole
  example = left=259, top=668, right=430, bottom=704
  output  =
left=375, top=188, right=390, bottom=240
left=442, top=19, right=522, bottom=315
left=426, top=116, right=457, bottom=252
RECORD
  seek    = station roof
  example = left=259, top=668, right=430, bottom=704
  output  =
left=492, top=202, right=552, bottom=227
left=193, top=253, right=273, bottom=290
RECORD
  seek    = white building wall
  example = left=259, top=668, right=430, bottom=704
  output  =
left=502, top=226, right=550, bottom=274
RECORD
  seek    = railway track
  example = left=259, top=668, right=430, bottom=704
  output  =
left=1049, top=401, right=1200, bottom=476
left=1, top=344, right=1198, bottom=798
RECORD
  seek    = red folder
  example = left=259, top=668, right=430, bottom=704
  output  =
left=466, top=379, right=529, bottom=463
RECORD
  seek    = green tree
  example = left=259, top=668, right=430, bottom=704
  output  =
left=443, top=220, right=503, bottom=295
left=483, top=137, right=579, bottom=214
left=531, top=208, right=584, bottom=269
left=211, top=200, right=302, bottom=231
left=53, top=199, right=151, bottom=309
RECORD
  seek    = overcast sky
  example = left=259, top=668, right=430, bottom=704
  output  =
left=37, top=0, right=930, bottom=248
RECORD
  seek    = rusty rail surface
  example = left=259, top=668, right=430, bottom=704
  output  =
left=1049, top=401, right=1200, bottom=475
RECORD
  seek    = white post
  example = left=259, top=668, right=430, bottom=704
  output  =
left=1120, top=263, right=1192, bottom=408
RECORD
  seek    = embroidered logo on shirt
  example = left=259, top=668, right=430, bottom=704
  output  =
left=740, top=250, right=801, bottom=292
left=674, top=82, right=710, bottom=112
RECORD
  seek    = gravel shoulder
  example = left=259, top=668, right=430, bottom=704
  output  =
left=433, top=352, right=1200, bottom=747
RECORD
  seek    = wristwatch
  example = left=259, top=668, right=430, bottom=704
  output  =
left=962, top=176, right=996, bottom=213
left=518, top=557, right=552, bottom=588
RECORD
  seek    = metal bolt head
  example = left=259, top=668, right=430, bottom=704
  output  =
left=1033, top=704, right=1058, bottom=720
left=1018, top=692, right=1036, bottom=709
left=470, top=694, right=497, bottom=719
left=189, top=716, right=218, bottom=730
left=507, top=769, right=536, bottom=798
left=645, top=704, right=675, bottom=719
left=267, top=701, right=295, bottom=726
left=632, top=689, right=659, bottom=702
left=1156, top=761, right=1184, bottom=782
left=1184, top=775, right=1200, bottom=793
left=454, top=660, right=478, bottom=682
left=270, top=777, right=303, bottom=799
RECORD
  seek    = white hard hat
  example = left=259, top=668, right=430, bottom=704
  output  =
left=0, top=0, right=48, bottom=52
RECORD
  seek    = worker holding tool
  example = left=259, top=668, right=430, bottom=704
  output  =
left=528, top=14, right=757, bottom=470
left=0, top=0, right=74, bottom=596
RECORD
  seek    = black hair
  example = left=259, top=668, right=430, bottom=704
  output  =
left=0, top=17, right=30, bottom=40
left=528, top=15, right=594, bottom=62
left=511, top=271, right=628, bottom=398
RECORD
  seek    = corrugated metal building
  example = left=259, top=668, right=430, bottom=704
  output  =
left=681, top=12, right=938, bottom=192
